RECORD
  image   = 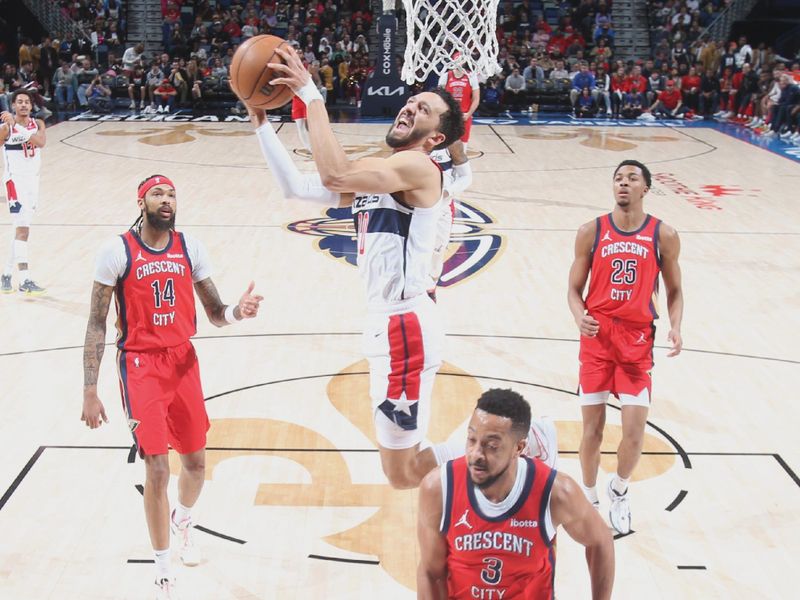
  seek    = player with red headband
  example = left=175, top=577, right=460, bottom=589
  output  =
left=80, top=175, right=264, bottom=600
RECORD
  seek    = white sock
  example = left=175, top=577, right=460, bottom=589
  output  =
left=430, top=438, right=466, bottom=465
left=172, top=501, right=192, bottom=526
left=581, top=483, right=599, bottom=504
left=612, top=475, right=630, bottom=495
left=448, top=161, right=473, bottom=196
left=19, top=267, right=31, bottom=283
left=154, top=548, right=171, bottom=579
left=4, top=237, right=15, bottom=275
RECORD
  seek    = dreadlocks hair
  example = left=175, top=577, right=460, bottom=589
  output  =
left=476, top=388, right=532, bottom=441
left=614, top=159, right=652, bottom=189
left=431, top=87, right=466, bottom=150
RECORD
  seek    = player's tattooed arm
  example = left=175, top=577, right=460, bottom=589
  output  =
left=195, top=278, right=264, bottom=327
left=194, top=277, right=231, bottom=327
left=83, top=282, right=114, bottom=388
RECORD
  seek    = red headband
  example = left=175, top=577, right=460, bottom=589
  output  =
left=137, top=175, right=175, bottom=199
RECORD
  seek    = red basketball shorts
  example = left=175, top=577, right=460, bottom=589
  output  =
left=291, top=96, right=307, bottom=120
left=578, top=314, right=655, bottom=407
left=461, top=117, right=472, bottom=143
left=117, top=341, right=209, bottom=456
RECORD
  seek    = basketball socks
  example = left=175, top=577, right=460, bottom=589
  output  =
left=154, top=548, right=171, bottom=579
left=611, top=475, right=630, bottom=496
left=4, top=238, right=14, bottom=276
left=581, top=484, right=599, bottom=505
left=449, top=162, right=473, bottom=196
left=172, top=502, right=192, bottom=527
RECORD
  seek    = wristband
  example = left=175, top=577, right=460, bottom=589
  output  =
left=224, top=304, right=239, bottom=324
left=296, top=79, right=323, bottom=105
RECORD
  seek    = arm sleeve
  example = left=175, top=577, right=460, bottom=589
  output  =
left=184, top=235, right=213, bottom=282
left=438, top=72, right=448, bottom=88
left=94, top=237, right=128, bottom=286
left=254, top=123, right=341, bottom=206
left=469, top=72, right=480, bottom=90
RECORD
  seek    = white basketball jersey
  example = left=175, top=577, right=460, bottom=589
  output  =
left=353, top=186, right=444, bottom=308
left=3, top=119, right=41, bottom=180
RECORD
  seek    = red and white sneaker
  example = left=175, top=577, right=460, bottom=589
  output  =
left=170, top=510, right=200, bottom=566
left=525, top=416, right=558, bottom=469
left=155, top=576, right=180, bottom=600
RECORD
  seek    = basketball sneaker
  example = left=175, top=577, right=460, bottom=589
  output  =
left=1, top=274, right=11, bottom=293
left=525, top=416, right=558, bottom=469
left=19, top=279, right=46, bottom=296
left=170, top=510, right=200, bottom=566
left=155, top=576, right=179, bottom=600
left=607, top=480, right=632, bottom=534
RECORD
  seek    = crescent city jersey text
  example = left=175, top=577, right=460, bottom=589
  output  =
left=115, top=230, right=197, bottom=351
left=2, top=119, right=41, bottom=178
left=585, top=213, right=662, bottom=323
left=352, top=183, right=443, bottom=308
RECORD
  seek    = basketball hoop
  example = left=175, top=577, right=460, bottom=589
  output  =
left=399, top=0, right=502, bottom=84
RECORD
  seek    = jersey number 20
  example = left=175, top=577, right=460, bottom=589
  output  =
left=480, top=557, right=503, bottom=585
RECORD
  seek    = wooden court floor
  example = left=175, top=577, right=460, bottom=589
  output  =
left=0, top=119, right=798, bottom=599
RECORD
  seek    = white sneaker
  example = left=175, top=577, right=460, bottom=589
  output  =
left=155, top=577, right=179, bottom=600
left=607, top=479, right=631, bottom=534
left=165, top=105, right=171, bottom=113
left=170, top=510, right=200, bottom=566
left=526, top=416, right=558, bottom=469
left=156, top=105, right=164, bottom=113
left=129, top=100, right=136, bottom=110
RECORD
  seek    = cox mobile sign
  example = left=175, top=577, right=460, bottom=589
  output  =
left=361, top=13, right=410, bottom=116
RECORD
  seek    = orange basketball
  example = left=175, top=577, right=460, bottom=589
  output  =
left=229, top=35, right=295, bottom=110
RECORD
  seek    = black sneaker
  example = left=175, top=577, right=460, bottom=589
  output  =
left=19, top=279, right=46, bottom=296
left=1, top=274, right=11, bottom=293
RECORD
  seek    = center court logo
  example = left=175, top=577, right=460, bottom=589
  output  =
left=286, top=201, right=505, bottom=287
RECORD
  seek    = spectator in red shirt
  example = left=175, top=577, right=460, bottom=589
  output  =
left=625, top=65, right=647, bottom=107
left=680, top=65, right=701, bottom=111
left=610, top=66, right=628, bottom=118
left=153, top=78, right=177, bottom=113
left=649, top=79, right=688, bottom=118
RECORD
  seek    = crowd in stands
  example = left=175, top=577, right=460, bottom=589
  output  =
left=1, top=0, right=798, bottom=142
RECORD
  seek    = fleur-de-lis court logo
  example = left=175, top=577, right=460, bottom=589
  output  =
left=96, top=123, right=252, bottom=146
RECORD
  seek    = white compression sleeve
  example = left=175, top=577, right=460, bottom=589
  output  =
left=446, top=161, right=473, bottom=196
left=254, top=123, right=340, bottom=206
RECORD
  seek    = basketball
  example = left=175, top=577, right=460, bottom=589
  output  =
left=229, top=35, right=295, bottom=110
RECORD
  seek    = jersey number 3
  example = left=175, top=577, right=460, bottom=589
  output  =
left=610, top=258, right=637, bottom=285
left=480, top=557, right=503, bottom=585
left=151, top=278, right=176, bottom=309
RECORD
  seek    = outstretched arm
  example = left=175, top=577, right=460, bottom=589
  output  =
left=550, top=472, right=615, bottom=600
left=249, top=109, right=344, bottom=206
left=194, top=278, right=263, bottom=328
left=269, top=46, right=439, bottom=200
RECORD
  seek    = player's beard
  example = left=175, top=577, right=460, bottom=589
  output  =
left=144, top=207, right=175, bottom=231
left=385, top=122, right=430, bottom=149
left=469, top=459, right=512, bottom=491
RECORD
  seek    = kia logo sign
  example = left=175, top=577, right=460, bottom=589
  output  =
left=367, top=85, right=406, bottom=97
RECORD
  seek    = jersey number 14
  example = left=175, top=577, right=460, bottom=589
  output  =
left=151, top=278, right=176, bottom=308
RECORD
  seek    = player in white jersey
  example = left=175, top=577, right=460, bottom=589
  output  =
left=248, top=47, right=558, bottom=489
left=1, top=89, right=47, bottom=295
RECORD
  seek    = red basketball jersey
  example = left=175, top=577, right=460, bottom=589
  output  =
left=444, top=456, right=556, bottom=600
left=585, top=213, right=662, bottom=323
left=445, top=71, right=474, bottom=113
left=115, top=230, right=197, bottom=351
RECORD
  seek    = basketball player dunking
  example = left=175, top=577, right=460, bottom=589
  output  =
left=1, top=90, right=47, bottom=295
left=81, top=176, right=262, bottom=599
left=568, top=160, right=684, bottom=534
left=418, top=389, right=614, bottom=599
left=249, top=47, right=556, bottom=489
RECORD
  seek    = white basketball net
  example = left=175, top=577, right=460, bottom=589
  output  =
left=399, top=0, right=502, bottom=84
